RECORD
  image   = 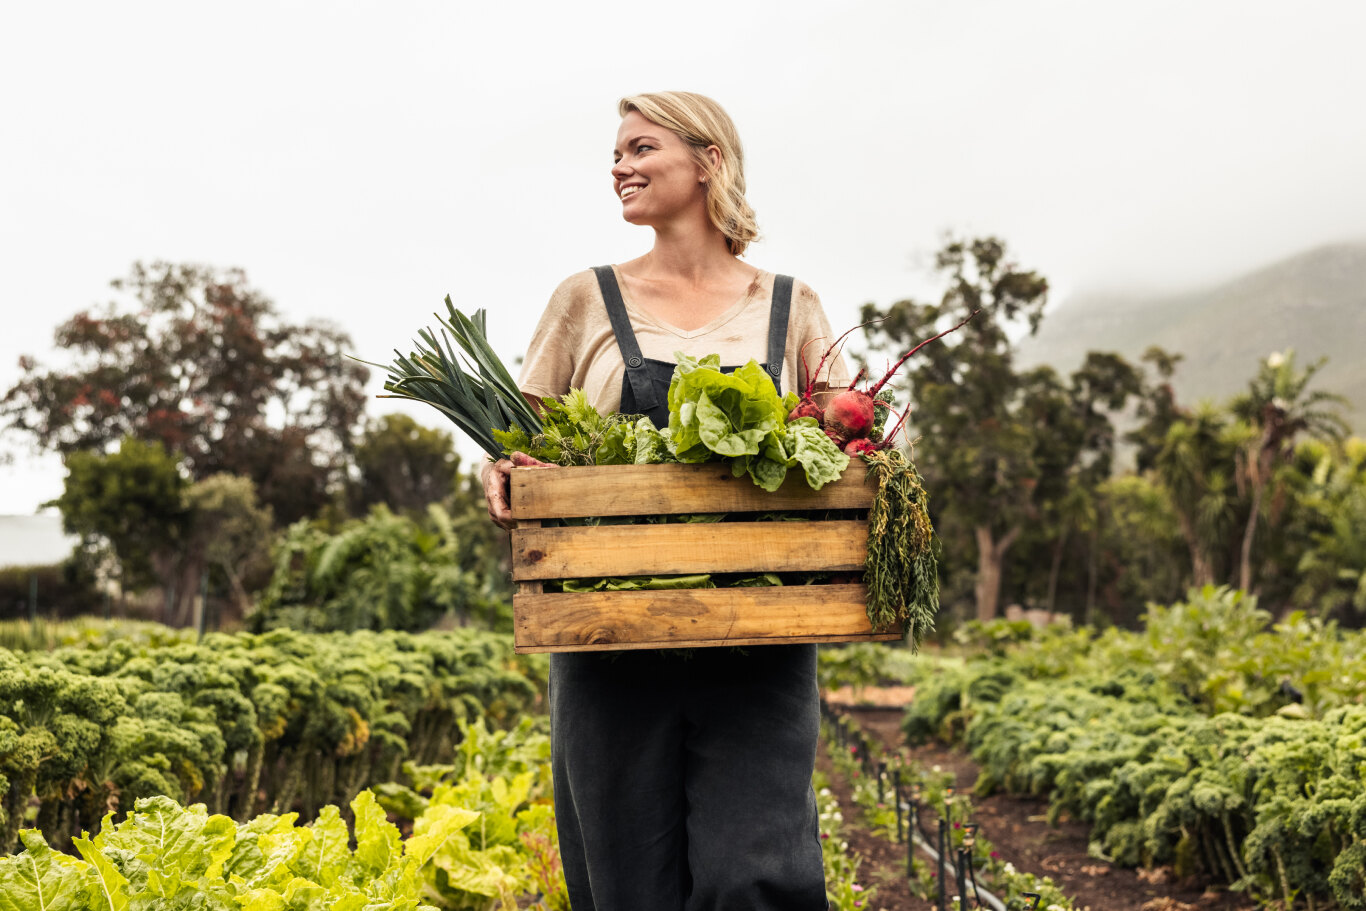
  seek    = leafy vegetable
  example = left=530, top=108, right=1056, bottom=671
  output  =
left=595, top=416, right=673, bottom=466
left=493, top=389, right=646, bottom=467
left=667, top=353, right=849, bottom=491
left=370, top=303, right=543, bottom=460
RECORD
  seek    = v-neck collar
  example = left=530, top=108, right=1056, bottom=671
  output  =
left=610, top=264, right=768, bottom=340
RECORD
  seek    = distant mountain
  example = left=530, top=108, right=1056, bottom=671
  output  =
left=1018, top=243, right=1366, bottom=433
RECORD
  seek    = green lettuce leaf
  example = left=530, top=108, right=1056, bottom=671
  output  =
left=665, top=352, right=847, bottom=490
left=783, top=418, right=849, bottom=490
left=0, top=830, right=94, bottom=911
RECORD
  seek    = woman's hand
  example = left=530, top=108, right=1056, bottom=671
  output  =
left=481, top=452, right=557, bottom=530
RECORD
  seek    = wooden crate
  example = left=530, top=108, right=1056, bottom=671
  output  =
left=510, top=462, right=903, bottom=653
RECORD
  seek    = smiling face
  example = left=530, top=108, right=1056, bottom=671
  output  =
left=612, top=109, right=711, bottom=227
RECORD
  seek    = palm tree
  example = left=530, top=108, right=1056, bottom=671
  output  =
left=1229, top=350, right=1348, bottom=593
left=1153, top=405, right=1242, bottom=586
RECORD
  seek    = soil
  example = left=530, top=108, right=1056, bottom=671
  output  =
left=817, top=691, right=1260, bottom=911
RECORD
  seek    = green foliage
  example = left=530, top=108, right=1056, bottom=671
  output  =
left=351, top=413, right=464, bottom=516
left=2, top=261, right=369, bottom=525
left=904, top=591, right=1366, bottom=907
left=376, top=303, right=543, bottom=461
left=184, top=473, right=274, bottom=613
left=594, top=415, right=672, bottom=466
left=0, top=791, right=445, bottom=910
left=859, top=236, right=1149, bottom=623
left=251, top=503, right=508, bottom=633
left=823, top=712, right=1077, bottom=909
left=47, top=437, right=189, bottom=591
left=376, top=717, right=562, bottom=911
left=862, top=448, right=939, bottom=643
left=0, top=618, right=192, bottom=652
left=810, top=770, right=878, bottom=911
left=1292, top=437, right=1366, bottom=620
left=667, top=353, right=849, bottom=491
left=1092, top=474, right=1187, bottom=617
left=493, top=388, right=644, bottom=467
left=0, top=628, right=537, bottom=853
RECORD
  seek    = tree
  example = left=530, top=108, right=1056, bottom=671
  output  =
left=3, top=261, right=369, bottom=523
left=184, top=474, right=274, bottom=618
left=350, top=414, right=461, bottom=515
left=1291, top=438, right=1366, bottom=620
left=859, top=236, right=1051, bottom=621
left=1151, top=404, right=1245, bottom=587
left=46, top=437, right=189, bottom=606
left=1228, top=350, right=1348, bottom=593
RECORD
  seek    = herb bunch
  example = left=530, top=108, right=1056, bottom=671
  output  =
left=493, top=388, right=641, bottom=466
left=861, top=448, right=939, bottom=646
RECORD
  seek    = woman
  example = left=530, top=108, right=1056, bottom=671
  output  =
left=482, top=91, right=848, bottom=911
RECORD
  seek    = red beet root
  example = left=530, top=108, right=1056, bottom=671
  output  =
left=788, top=399, right=824, bottom=423
left=824, top=310, right=979, bottom=445
left=825, top=389, right=875, bottom=443
left=844, top=438, right=878, bottom=457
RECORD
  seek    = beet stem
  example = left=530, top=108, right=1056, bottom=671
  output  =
left=866, top=309, right=980, bottom=398
left=808, top=316, right=888, bottom=398
left=878, top=403, right=914, bottom=450
left=798, top=335, right=827, bottom=400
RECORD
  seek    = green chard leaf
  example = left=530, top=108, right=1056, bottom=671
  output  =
left=0, top=830, right=94, bottom=911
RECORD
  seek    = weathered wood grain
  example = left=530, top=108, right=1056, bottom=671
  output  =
left=510, top=520, right=867, bottom=581
left=513, top=584, right=902, bottom=653
left=510, top=463, right=873, bottom=520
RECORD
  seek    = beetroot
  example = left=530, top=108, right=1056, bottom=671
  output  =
left=787, top=399, right=824, bottom=423
left=826, top=389, right=875, bottom=443
left=822, top=310, right=979, bottom=447
left=843, top=437, right=878, bottom=457
left=786, top=324, right=871, bottom=425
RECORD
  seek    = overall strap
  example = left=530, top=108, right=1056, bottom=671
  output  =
left=591, top=265, right=659, bottom=411
left=766, top=274, right=794, bottom=395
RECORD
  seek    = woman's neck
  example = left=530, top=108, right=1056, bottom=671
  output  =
left=637, top=219, right=741, bottom=285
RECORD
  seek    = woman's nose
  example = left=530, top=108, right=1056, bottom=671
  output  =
left=611, top=160, right=632, bottom=180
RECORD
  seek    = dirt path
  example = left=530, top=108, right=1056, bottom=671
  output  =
left=831, top=701, right=1258, bottom=911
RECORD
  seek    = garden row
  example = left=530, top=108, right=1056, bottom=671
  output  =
left=821, top=705, right=1075, bottom=911
left=0, top=626, right=541, bottom=853
left=1, top=712, right=567, bottom=910
left=900, top=588, right=1366, bottom=909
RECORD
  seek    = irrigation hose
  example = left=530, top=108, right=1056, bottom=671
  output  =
left=903, top=823, right=1008, bottom=911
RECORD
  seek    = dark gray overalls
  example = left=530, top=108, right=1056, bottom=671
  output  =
left=547, top=266, right=827, bottom=911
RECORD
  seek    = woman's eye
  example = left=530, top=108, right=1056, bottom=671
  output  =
left=636, top=144, right=654, bottom=153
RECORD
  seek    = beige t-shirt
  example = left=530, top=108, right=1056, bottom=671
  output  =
left=518, top=266, right=851, bottom=414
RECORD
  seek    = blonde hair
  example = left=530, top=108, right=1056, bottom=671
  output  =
left=618, top=91, right=760, bottom=256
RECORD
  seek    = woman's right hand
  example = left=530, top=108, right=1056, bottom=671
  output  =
left=482, top=452, right=557, bottom=530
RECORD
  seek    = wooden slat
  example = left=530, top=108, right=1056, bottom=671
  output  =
left=511, top=520, right=866, bottom=581
left=510, top=463, right=873, bottom=520
left=513, top=584, right=903, bottom=652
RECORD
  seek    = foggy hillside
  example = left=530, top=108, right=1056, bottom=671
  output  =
left=1018, top=242, right=1366, bottom=432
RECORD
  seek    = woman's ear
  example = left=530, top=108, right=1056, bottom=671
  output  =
left=699, top=144, right=722, bottom=182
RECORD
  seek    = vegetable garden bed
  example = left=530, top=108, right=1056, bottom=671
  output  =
left=510, top=463, right=904, bottom=652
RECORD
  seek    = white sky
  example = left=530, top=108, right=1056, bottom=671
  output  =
left=3, top=0, right=1365, bottom=516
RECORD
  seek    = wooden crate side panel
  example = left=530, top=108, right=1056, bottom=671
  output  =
left=516, top=632, right=904, bottom=654
left=513, top=584, right=902, bottom=652
left=510, top=520, right=867, bottom=581
left=510, top=463, right=872, bottom=520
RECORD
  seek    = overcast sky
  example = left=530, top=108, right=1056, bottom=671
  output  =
left=3, top=0, right=1365, bottom=517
